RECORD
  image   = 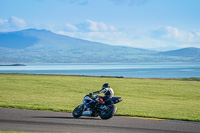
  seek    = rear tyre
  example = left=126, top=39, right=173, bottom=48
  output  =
left=72, top=104, right=84, bottom=118
left=100, top=105, right=116, bottom=120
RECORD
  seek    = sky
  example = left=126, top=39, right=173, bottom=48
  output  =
left=0, top=0, right=200, bottom=51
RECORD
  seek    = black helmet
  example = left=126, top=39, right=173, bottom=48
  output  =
left=102, top=83, right=110, bottom=89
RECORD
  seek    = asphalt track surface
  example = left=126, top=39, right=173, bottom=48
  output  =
left=0, top=108, right=200, bottom=133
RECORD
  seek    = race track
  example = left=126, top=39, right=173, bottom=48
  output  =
left=0, top=108, right=199, bottom=133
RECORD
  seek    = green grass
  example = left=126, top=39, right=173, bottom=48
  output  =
left=0, top=131, right=33, bottom=133
left=0, top=131, right=68, bottom=133
left=0, top=73, right=200, bottom=121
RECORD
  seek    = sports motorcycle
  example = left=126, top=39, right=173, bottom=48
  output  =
left=72, top=94, right=123, bottom=120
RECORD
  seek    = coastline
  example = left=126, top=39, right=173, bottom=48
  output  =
left=0, top=64, right=26, bottom=66
left=0, top=73, right=199, bottom=81
left=0, top=63, right=199, bottom=78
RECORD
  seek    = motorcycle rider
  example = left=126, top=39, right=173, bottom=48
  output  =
left=89, top=83, right=114, bottom=102
left=88, top=83, right=115, bottom=117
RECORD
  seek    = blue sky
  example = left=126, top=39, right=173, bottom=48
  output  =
left=0, top=0, right=200, bottom=51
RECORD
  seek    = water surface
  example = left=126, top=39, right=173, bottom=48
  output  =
left=0, top=63, right=199, bottom=78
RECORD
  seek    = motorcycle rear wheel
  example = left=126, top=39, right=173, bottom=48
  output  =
left=100, top=104, right=116, bottom=120
left=72, top=104, right=84, bottom=118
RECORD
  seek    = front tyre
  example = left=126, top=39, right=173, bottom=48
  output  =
left=72, top=104, right=84, bottom=118
left=100, top=105, right=116, bottom=120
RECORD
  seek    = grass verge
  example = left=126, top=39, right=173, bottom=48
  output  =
left=0, top=73, right=200, bottom=121
left=0, top=131, right=32, bottom=133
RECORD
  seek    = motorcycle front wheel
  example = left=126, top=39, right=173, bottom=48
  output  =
left=72, top=104, right=84, bottom=118
left=100, top=104, right=116, bottom=120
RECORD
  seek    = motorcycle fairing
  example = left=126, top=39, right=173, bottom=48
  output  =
left=105, top=97, right=123, bottom=104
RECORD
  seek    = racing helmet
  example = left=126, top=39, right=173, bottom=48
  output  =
left=102, top=83, right=110, bottom=89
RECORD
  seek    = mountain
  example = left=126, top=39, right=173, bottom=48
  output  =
left=159, top=47, right=200, bottom=62
left=160, top=47, right=200, bottom=57
left=0, top=29, right=199, bottom=63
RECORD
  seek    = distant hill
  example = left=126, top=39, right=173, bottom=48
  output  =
left=159, top=47, right=200, bottom=62
left=0, top=29, right=199, bottom=63
left=160, top=47, right=200, bottom=57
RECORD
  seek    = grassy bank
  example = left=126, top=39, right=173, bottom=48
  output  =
left=0, top=131, right=33, bottom=133
left=0, top=73, right=200, bottom=121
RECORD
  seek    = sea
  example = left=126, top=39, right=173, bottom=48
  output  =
left=0, top=63, right=200, bottom=78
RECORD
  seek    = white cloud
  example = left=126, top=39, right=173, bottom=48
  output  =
left=148, top=26, right=200, bottom=50
left=0, top=16, right=27, bottom=32
left=86, top=20, right=107, bottom=31
left=9, top=16, right=26, bottom=28
left=64, top=23, right=78, bottom=31
left=67, top=0, right=88, bottom=5
left=162, top=26, right=194, bottom=42
left=56, top=20, right=117, bottom=33
left=151, top=26, right=200, bottom=43
left=0, top=19, right=8, bottom=24
left=85, top=19, right=117, bottom=32
left=58, top=0, right=149, bottom=6
left=53, top=20, right=121, bottom=46
left=55, top=0, right=89, bottom=5
left=0, top=18, right=9, bottom=31
left=55, top=19, right=117, bottom=35
left=192, top=30, right=200, bottom=37
left=1, top=16, right=199, bottom=50
left=56, top=23, right=200, bottom=50
left=109, top=0, right=149, bottom=6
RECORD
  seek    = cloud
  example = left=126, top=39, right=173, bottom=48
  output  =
left=86, top=20, right=107, bottom=31
left=162, top=26, right=194, bottom=42
left=192, top=30, right=200, bottom=37
left=0, top=19, right=8, bottom=25
left=85, top=19, right=116, bottom=32
left=64, top=23, right=78, bottom=31
left=54, top=20, right=121, bottom=46
left=151, top=26, right=199, bottom=43
left=148, top=26, right=200, bottom=50
left=69, top=0, right=88, bottom=5
left=2, top=16, right=198, bottom=50
left=109, top=0, right=150, bottom=6
left=57, top=0, right=88, bottom=5
left=57, top=0, right=149, bottom=6
left=61, top=20, right=117, bottom=32
left=9, top=16, right=26, bottom=28
left=0, top=16, right=27, bottom=32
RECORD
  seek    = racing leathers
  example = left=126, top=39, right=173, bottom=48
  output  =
left=91, top=87, right=114, bottom=101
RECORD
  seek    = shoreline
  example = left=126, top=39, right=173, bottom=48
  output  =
left=0, top=64, right=26, bottom=66
left=1, top=73, right=199, bottom=81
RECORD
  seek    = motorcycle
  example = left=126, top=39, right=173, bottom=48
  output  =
left=72, top=94, right=123, bottom=120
